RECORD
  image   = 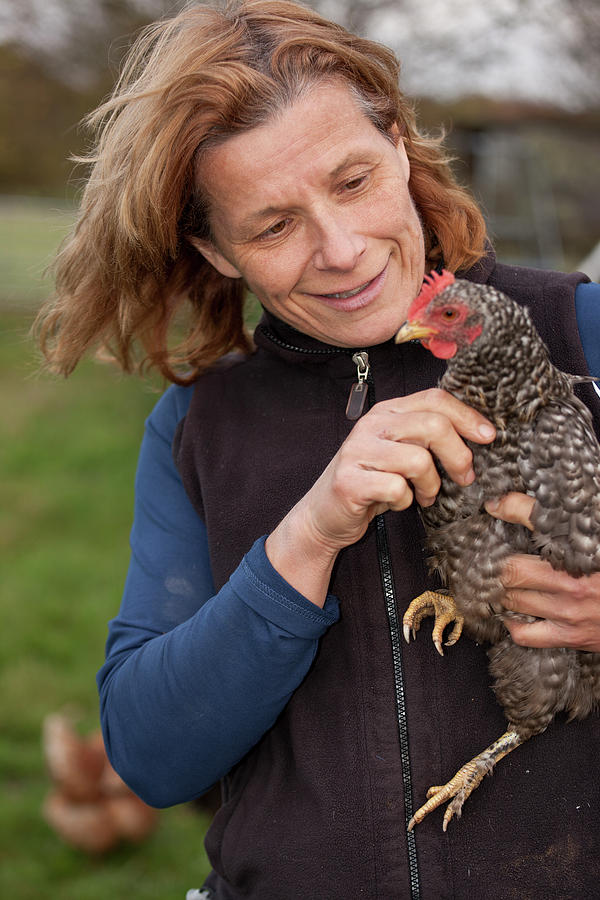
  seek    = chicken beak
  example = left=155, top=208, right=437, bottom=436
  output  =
left=394, top=320, right=437, bottom=344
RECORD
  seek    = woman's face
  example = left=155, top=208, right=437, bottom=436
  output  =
left=192, top=80, right=425, bottom=348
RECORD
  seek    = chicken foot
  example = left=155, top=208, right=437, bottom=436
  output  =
left=408, top=728, right=525, bottom=831
left=403, top=591, right=464, bottom=656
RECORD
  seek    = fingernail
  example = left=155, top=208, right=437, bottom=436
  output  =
left=478, top=424, right=496, bottom=440
left=463, top=467, right=475, bottom=485
left=485, top=499, right=500, bottom=513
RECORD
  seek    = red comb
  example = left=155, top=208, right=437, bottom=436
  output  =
left=408, top=269, right=456, bottom=319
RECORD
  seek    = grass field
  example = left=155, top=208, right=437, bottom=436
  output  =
left=0, top=197, right=75, bottom=308
left=1, top=201, right=213, bottom=898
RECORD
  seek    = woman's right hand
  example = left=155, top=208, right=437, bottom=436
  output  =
left=265, top=388, right=496, bottom=607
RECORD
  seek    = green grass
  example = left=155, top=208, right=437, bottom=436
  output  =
left=0, top=200, right=214, bottom=898
left=0, top=197, right=74, bottom=308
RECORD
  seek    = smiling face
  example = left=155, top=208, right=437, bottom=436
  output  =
left=191, top=80, right=426, bottom=348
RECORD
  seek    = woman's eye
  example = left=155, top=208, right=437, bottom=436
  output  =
left=260, top=219, right=289, bottom=239
left=344, top=175, right=367, bottom=191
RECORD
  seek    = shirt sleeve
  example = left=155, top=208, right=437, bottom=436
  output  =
left=97, top=384, right=339, bottom=808
left=575, top=282, right=600, bottom=391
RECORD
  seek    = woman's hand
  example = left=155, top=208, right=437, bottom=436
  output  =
left=486, top=492, right=600, bottom=652
left=266, top=389, right=496, bottom=607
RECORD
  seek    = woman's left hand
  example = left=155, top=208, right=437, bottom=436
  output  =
left=485, top=492, right=600, bottom=652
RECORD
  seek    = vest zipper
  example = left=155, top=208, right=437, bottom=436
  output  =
left=346, top=351, right=370, bottom=420
left=375, top=516, right=421, bottom=900
left=364, top=364, right=421, bottom=900
left=261, top=324, right=422, bottom=897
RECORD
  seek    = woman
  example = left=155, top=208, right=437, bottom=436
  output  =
left=38, top=1, right=600, bottom=897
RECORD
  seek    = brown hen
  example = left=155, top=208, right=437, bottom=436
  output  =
left=42, top=712, right=158, bottom=853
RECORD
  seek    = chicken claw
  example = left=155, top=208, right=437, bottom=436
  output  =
left=408, top=729, right=524, bottom=831
left=403, top=591, right=464, bottom=656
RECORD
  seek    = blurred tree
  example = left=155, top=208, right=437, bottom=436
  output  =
left=1, top=0, right=598, bottom=107
left=318, top=0, right=600, bottom=109
left=0, top=0, right=175, bottom=86
left=0, top=44, right=101, bottom=195
left=0, top=0, right=597, bottom=266
left=0, top=1, right=180, bottom=194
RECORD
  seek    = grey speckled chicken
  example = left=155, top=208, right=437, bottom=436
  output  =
left=394, top=269, right=600, bottom=831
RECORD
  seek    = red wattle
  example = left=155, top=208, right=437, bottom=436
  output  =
left=423, top=337, right=458, bottom=359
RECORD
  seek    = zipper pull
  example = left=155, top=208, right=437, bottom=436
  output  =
left=346, top=351, right=370, bottom=420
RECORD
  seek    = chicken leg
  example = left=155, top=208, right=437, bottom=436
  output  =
left=408, top=728, right=525, bottom=831
left=403, top=591, right=464, bottom=656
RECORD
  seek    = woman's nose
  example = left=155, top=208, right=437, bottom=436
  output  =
left=311, top=216, right=366, bottom=271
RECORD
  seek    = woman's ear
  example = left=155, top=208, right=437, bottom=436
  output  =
left=188, top=236, right=243, bottom=279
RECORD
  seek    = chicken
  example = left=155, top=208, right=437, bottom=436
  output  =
left=42, top=712, right=158, bottom=853
left=394, top=270, right=600, bottom=831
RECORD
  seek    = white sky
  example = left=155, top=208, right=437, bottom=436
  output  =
left=368, top=0, right=593, bottom=108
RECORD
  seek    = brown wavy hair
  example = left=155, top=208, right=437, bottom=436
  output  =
left=36, top=0, right=487, bottom=384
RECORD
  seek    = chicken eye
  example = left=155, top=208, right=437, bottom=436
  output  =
left=442, top=308, right=459, bottom=320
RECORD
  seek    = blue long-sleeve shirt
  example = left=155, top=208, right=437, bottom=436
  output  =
left=97, top=383, right=339, bottom=806
left=98, top=283, right=600, bottom=807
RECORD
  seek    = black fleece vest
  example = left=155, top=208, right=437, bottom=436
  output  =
left=175, top=256, right=600, bottom=900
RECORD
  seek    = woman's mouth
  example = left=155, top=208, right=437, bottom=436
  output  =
left=311, top=263, right=388, bottom=312
left=322, top=281, right=371, bottom=300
